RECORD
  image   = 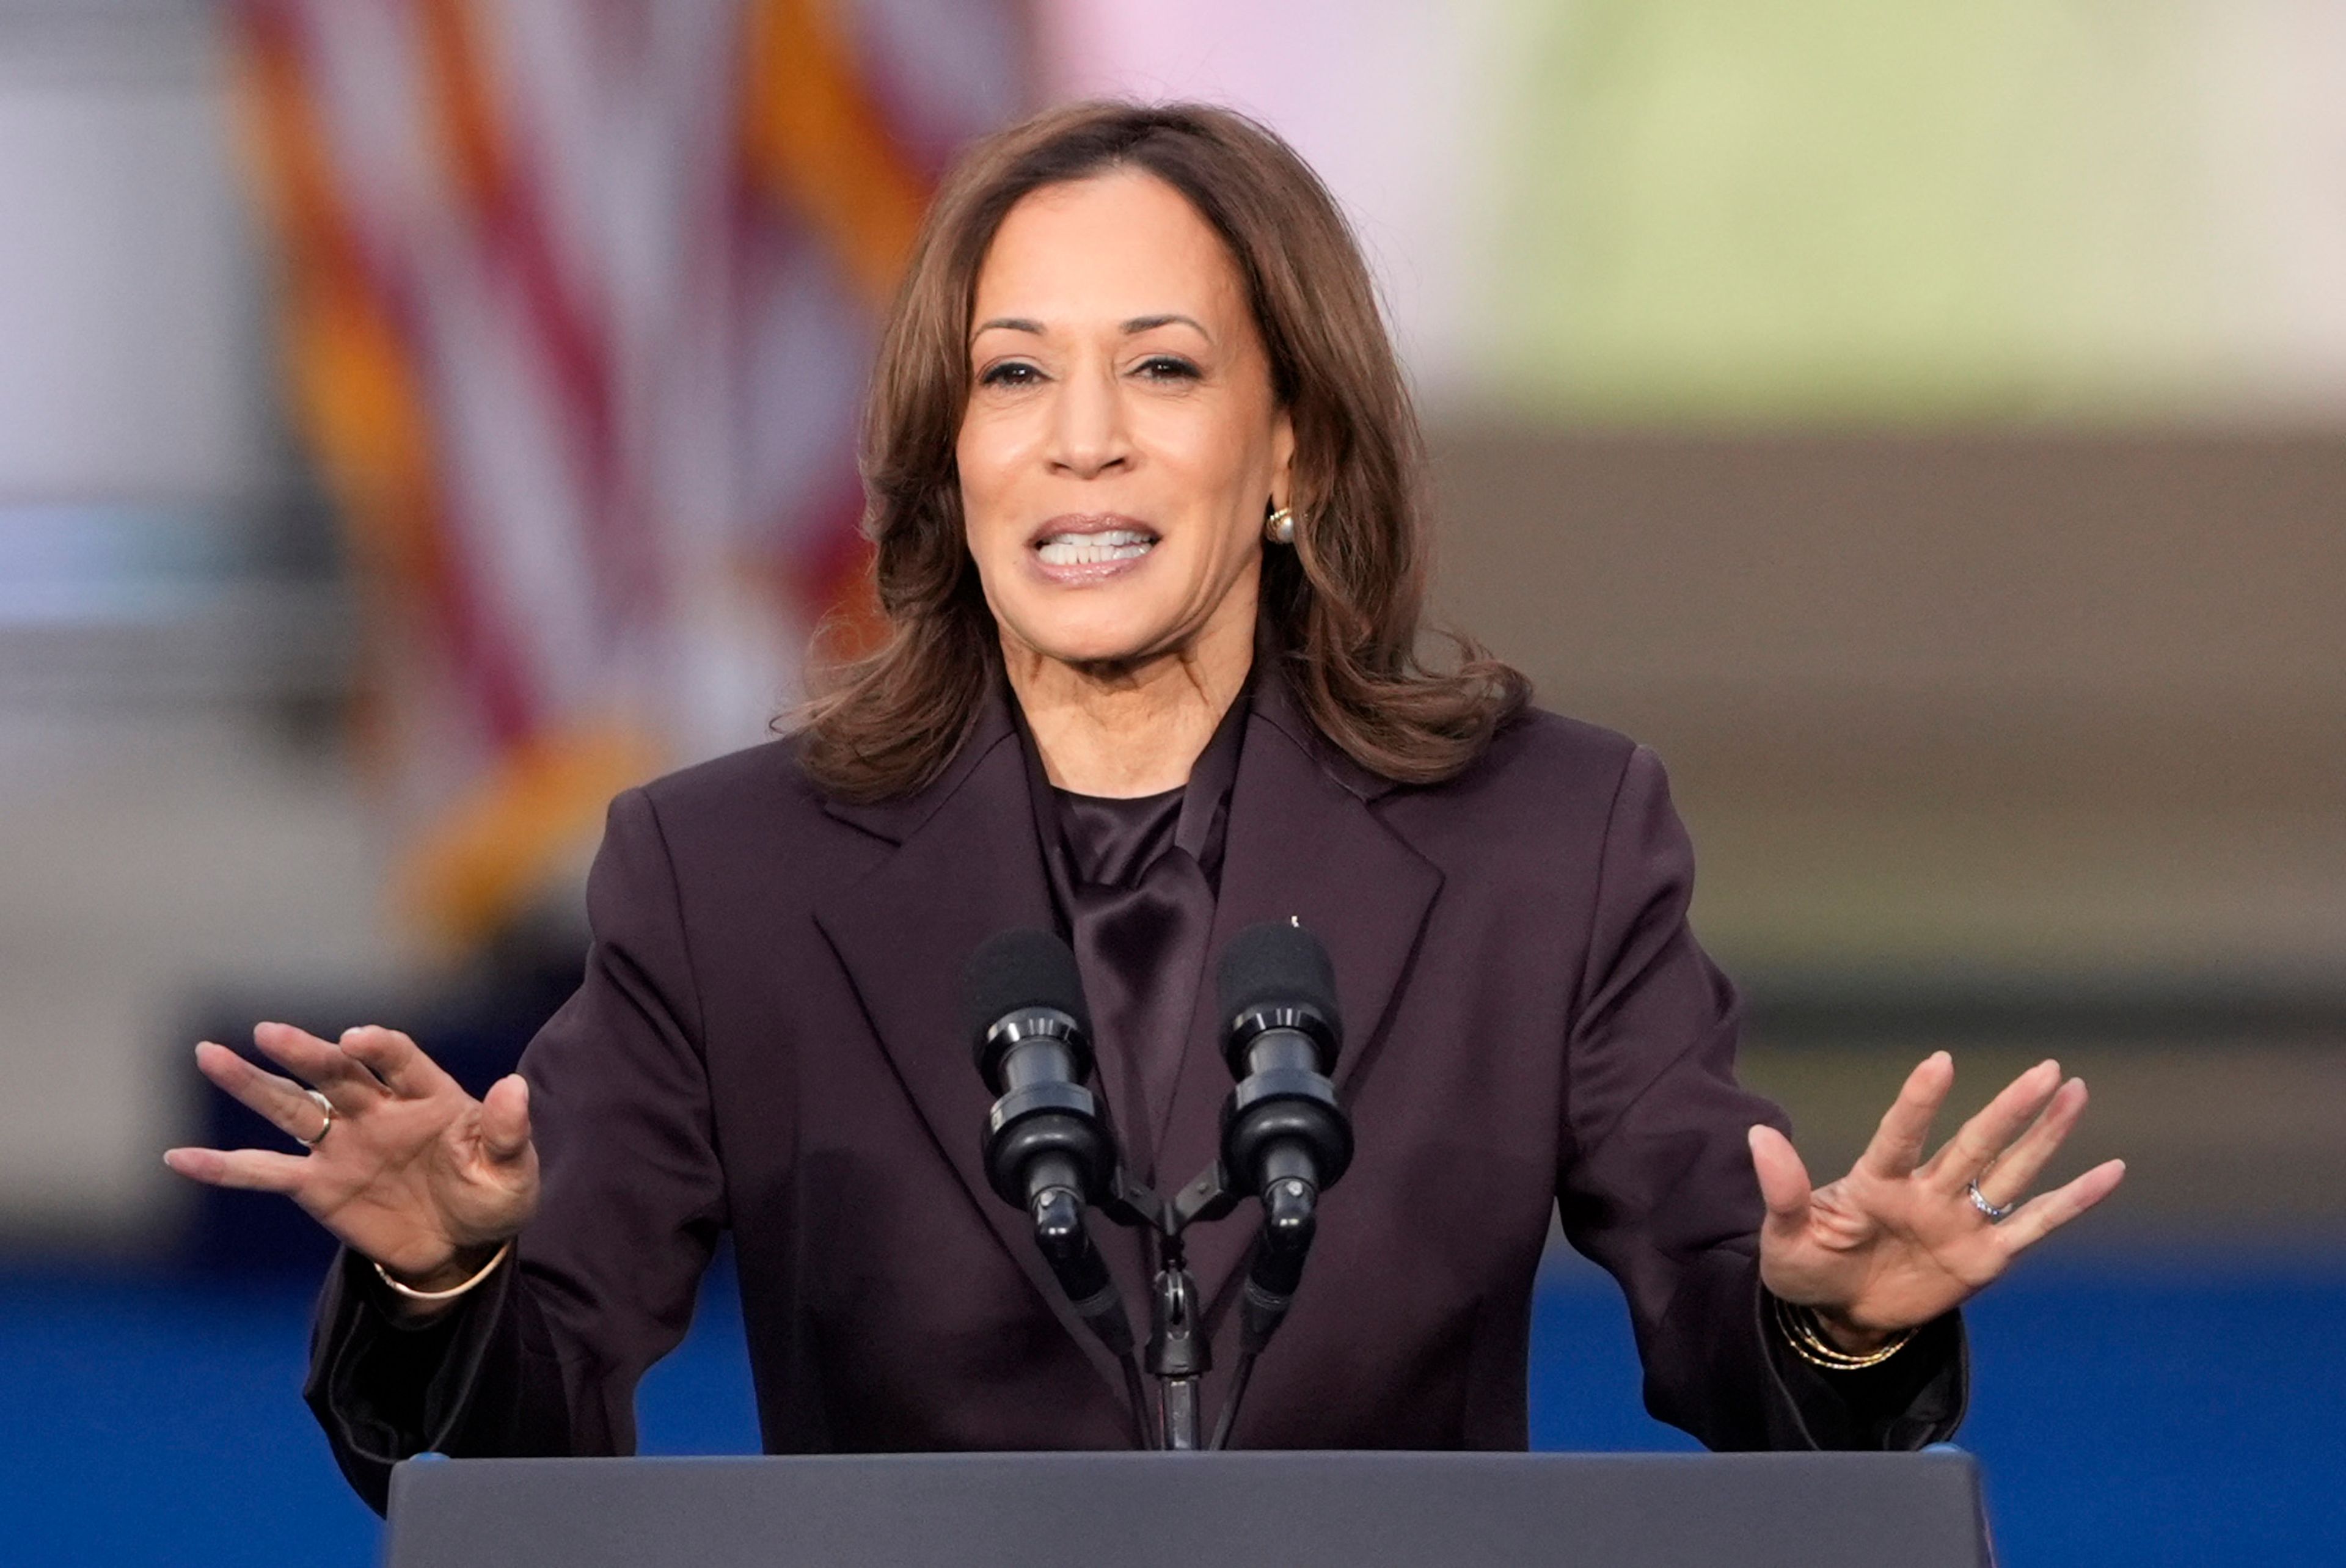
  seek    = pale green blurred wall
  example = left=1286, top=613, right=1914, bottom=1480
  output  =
left=1482, top=1, right=2229, bottom=420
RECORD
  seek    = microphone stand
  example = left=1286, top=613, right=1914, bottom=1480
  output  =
left=1147, top=1231, right=1208, bottom=1449
left=1009, top=1121, right=1337, bottom=1452
left=1091, top=1166, right=1266, bottom=1452
left=990, top=1137, right=1238, bottom=1450
left=1095, top=1171, right=1215, bottom=1451
left=1108, top=1158, right=1312, bottom=1451
left=998, top=1085, right=1340, bottom=1452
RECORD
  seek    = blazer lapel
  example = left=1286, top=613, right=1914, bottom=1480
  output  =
left=812, top=701, right=1138, bottom=1405
left=1153, top=673, right=1445, bottom=1326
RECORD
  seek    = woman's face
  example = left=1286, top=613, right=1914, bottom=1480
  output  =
left=957, top=170, right=1293, bottom=672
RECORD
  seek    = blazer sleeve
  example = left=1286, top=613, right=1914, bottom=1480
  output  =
left=305, top=786, right=728, bottom=1513
left=1553, top=745, right=1967, bottom=1452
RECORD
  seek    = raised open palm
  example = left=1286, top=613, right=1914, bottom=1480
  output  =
left=164, top=1022, right=538, bottom=1289
left=1749, top=1052, right=2125, bottom=1347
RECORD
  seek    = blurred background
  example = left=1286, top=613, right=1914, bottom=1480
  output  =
left=1, top=0, right=2339, bottom=1561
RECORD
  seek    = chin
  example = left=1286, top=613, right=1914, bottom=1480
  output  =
left=1004, top=604, right=1178, bottom=669
left=1025, top=629, right=1168, bottom=669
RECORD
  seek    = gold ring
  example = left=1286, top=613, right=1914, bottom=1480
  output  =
left=295, top=1088, right=335, bottom=1149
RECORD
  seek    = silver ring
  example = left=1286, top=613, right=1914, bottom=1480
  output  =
left=1965, top=1176, right=2014, bottom=1223
left=295, top=1088, right=335, bottom=1150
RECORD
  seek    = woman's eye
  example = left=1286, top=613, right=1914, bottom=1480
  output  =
left=1135, top=355, right=1200, bottom=381
left=979, top=362, right=1042, bottom=387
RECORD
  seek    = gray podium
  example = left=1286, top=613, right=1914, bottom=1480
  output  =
left=384, top=1449, right=1997, bottom=1568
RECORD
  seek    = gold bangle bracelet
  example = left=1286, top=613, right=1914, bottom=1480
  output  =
left=1769, top=1293, right=1915, bottom=1371
left=373, top=1239, right=513, bottom=1304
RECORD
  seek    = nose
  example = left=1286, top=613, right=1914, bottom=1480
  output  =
left=1046, top=358, right=1131, bottom=479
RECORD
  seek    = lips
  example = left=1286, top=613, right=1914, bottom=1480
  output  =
left=1028, top=515, right=1159, bottom=581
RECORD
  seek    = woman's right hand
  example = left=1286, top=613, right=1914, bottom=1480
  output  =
left=164, top=1023, right=539, bottom=1299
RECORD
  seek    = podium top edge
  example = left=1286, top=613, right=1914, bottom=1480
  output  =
left=391, top=1448, right=1979, bottom=1476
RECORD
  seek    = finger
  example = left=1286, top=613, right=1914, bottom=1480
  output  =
left=162, top=1146, right=309, bottom=1192
left=192, top=1041, right=335, bottom=1146
left=250, top=1021, right=388, bottom=1107
left=337, top=1025, right=456, bottom=1101
left=1920, top=1058, right=2064, bottom=1193
left=1855, top=1051, right=1954, bottom=1179
left=1995, top=1158, right=2127, bottom=1252
left=1975, top=1077, right=2089, bottom=1208
left=1747, top=1125, right=1813, bottom=1239
left=479, top=1075, right=533, bottom=1162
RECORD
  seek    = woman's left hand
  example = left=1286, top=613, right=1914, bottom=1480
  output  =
left=1748, top=1052, right=2126, bottom=1351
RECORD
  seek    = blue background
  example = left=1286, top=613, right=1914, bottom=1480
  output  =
left=5, top=1249, right=2339, bottom=1566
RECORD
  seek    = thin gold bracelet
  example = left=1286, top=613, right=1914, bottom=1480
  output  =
left=373, top=1239, right=513, bottom=1304
left=1769, top=1292, right=1915, bottom=1371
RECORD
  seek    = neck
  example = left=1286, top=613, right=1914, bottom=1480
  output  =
left=1003, top=610, right=1254, bottom=798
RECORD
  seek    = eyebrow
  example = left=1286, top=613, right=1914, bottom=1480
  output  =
left=970, top=313, right=1213, bottom=340
left=1120, top=313, right=1210, bottom=337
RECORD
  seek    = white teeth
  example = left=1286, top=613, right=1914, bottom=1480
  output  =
left=1042, top=528, right=1150, bottom=547
left=1037, top=530, right=1155, bottom=566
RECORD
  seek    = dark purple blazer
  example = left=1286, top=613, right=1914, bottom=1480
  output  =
left=309, top=671, right=1962, bottom=1511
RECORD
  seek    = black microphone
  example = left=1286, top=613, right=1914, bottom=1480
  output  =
left=965, top=928, right=1132, bottom=1359
left=1216, top=919, right=1354, bottom=1357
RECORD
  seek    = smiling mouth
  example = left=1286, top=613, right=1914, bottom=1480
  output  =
left=1034, top=526, right=1157, bottom=567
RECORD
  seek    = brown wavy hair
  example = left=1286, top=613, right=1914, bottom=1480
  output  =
left=798, top=100, right=1528, bottom=800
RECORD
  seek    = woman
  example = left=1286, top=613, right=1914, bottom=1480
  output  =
left=167, top=101, right=2122, bottom=1513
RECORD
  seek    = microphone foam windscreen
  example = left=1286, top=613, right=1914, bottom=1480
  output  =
left=1216, top=919, right=1341, bottom=1039
left=963, top=927, right=1091, bottom=1048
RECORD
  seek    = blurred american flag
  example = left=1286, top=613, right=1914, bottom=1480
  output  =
left=229, top=0, right=1029, bottom=950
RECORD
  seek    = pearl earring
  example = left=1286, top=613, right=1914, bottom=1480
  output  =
left=1265, top=506, right=1296, bottom=545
